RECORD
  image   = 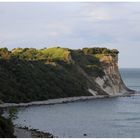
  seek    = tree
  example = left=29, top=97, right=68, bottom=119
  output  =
left=0, top=48, right=11, bottom=59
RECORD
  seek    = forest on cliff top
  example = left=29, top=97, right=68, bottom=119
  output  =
left=0, top=47, right=118, bottom=103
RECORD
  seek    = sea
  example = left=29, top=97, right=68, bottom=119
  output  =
left=12, top=68, right=140, bottom=138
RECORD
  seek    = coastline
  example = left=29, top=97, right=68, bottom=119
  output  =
left=14, top=126, right=54, bottom=138
left=1, top=91, right=136, bottom=138
left=0, top=92, right=134, bottom=108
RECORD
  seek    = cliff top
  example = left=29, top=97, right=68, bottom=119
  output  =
left=0, top=47, right=119, bottom=62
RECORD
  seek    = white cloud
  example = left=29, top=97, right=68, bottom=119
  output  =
left=0, top=3, right=140, bottom=67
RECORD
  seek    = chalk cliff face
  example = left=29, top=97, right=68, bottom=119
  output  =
left=71, top=49, right=131, bottom=96
left=94, top=54, right=129, bottom=95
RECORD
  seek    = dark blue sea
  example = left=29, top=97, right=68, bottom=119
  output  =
left=13, top=68, right=140, bottom=138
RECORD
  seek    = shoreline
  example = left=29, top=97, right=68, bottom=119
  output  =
left=14, top=126, right=54, bottom=138
left=2, top=91, right=136, bottom=138
left=0, top=92, right=135, bottom=108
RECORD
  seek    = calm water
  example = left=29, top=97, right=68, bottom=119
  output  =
left=120, top=68, right=140, bottom=91
left=13, top=68, right=140, bottom=138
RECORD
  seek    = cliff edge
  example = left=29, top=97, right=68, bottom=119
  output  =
left=71, top=48, right=131, bottom=96
left=95, top=54, right=130, bottom=95
left=0, top=47, right=132, bottom=103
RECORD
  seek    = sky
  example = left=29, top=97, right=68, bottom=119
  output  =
left=0, top=2, right=140, bottom=68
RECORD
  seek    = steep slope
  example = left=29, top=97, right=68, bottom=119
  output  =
left=95, top=54, right=130, bottom=95
left=0, top=47, right=131, bottom=103
left=71, top=48, right=131, bottom=96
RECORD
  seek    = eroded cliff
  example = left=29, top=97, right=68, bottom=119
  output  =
left=71, top=48, right=131, bottom=96
left=95, top=54, right=130, bottom=95
left=0, top=47, right=131, bottom=103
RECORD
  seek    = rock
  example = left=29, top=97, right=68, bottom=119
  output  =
left=83, top=133, right=87, bottom=136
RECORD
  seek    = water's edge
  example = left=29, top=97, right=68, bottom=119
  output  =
left=0, top=91, right=135, bottom=108
left=14, top=126, right=54, bottom=138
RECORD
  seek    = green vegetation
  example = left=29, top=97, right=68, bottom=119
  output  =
left=39, top=47, right=71, bottom=62
left=71, top=50, right=104, bottom=77
left=82, top=47, right=119, bottom=56
left=0, top=111, right=15, bottom=138
left=0, top=47, right=118, bottom=103
left=0, top=48, right=11, bottom=59
left=0, top=58, right=90, bottom=103
left=11, top=48, right=39, bottom=60
left=11, top=47, right=71, bottom=62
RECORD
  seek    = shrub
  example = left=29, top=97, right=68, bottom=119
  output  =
left=0, top=113, right=15, bottom=138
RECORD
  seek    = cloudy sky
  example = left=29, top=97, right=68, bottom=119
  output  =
left=0, top=2, right=140, bottom=68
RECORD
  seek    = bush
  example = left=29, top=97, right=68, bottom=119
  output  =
left=0, top=113, right=15, bottom=138
left=82, top=47, right=119, bottom=55
left=0, top=48, right=11, bottom=59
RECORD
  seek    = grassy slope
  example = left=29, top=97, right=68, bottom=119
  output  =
left=39, top=47, right=71, bottom=61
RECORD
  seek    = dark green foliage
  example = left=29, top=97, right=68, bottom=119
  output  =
left=0, top=58, right=90, bottom=103
left=71, top=50, right=105, bottom=77
left=111, top=49, right=119, bottom=54
left=0, top=47, right=118, bottom=103
left=82, top=47, right=119, bottom=55
left=0, top=111, right=15, bottom=138
left=8, top=107, right=18, bottom=120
